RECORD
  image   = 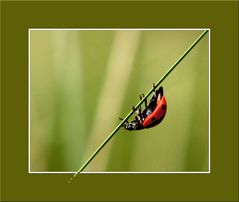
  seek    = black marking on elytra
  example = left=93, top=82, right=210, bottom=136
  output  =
left=151, top=117, right=156, bottom=121
left=145, top=115, right=166, bottom=128
left=162, top=104, right=166, bottom=110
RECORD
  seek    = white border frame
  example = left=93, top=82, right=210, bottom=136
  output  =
left=28, top=28, right=211, bottom=174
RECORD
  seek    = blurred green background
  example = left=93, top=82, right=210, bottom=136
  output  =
left=30, top=30, right=209, bottom=172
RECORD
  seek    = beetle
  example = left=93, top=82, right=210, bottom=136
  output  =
left=122, top=84, right=167, bottom=130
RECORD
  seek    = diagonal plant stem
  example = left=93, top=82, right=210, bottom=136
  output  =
left=68, top=30, right=208, bottom=183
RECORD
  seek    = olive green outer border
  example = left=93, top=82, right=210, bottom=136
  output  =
left=1, top=1, right=238, bottom=201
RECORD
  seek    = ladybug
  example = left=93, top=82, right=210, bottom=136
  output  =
left=122, top=84, right=167, bottom=130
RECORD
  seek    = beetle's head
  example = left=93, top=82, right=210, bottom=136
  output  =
left=124, top=120, right=139, bottom=131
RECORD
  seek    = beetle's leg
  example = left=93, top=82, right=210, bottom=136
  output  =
left=138, top=107, right=143, bottom=122
left=152, top=83, right=157, bottom=97
left=153, top=83, right=156, bottom=91
left=139, top=94, right=147, bottom=121
left=135, top=115, right=142, bottom=123
left=135, top=99, right=143, bottom=123
left=132, top=105, right=143, bottom=119
left=139, top=95, right=143, bottom=114
left=148, top=83, right=157, bottom=105
left=140, top=93, right=147, bottom=108
left=135, top=115, right=139, bottom=121
left=138, top=107, right=142, bottom=117
left=131, top=105, right=143, bottom=123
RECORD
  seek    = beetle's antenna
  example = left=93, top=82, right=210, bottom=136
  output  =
left=68, top=30, right=209, bottom=183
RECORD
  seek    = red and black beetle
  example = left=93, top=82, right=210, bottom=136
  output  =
left=122, top=84, right=167, bottom=130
